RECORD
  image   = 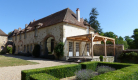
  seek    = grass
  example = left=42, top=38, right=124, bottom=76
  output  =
left=0, top=55, right=38, bottom=67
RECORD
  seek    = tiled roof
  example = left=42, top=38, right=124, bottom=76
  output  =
left=0, top=29, right=8, bottom=36
left=14, top=8, right=95, bottom=35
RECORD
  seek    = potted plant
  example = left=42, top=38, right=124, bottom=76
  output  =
left=99, top=55, right=103, bottom=61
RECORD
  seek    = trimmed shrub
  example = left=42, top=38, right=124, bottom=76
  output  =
left=99, top=55, right=103, bottom=61
left=98, top=62, right=130, bottom=69
left=97, top=65, right=115, bottom=75
left=80, top=61, right=98, bottom=71
left=54, top=42, right=64, bottom=59
left=32, top=44, right=40, bottom=57
left=30, top=73, right=59, bottom=80
left=21, top=64, right=81, bottom=80
left=75, top=69, right=97, bottom=80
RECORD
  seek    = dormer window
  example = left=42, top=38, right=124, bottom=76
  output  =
left=20, top=33, right=21, bottom=40
left=34, top=27, right=38, bottom=37
left=15, top=35, right=17, bottom=41
left=24, top=31, right=27, bottom=39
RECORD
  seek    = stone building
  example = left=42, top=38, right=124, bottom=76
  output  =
left=0, top=29, right=8, bottom=51
left=12, top=8, right=104, bottom=60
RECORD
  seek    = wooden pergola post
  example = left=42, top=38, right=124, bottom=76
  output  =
left=91, top=34, right=93, bottom=59
left=91, top=34, right=95, bottom=59
left=113, top=40, right=115, bottom=56
left=104, top=38, right=107, bottom=57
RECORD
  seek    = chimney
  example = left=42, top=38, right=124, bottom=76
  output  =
left=33, top=19, right=35, bottom=22
left=86, top=26, right=89, bottom=34
left=76, top=8, right=80, bottom=22
left=18, top=27, right=21, bottom=31
left=25, top=24, right=28, bottom=28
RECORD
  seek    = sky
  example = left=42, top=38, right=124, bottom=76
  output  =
left=0, top=0, right=138, bottom=38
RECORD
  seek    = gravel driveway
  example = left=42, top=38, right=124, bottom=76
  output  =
left=0, top=55, right=75, bottom=80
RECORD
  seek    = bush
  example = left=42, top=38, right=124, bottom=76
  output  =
left=97, top=65, right=115, bottom=75
left=99, top=55, right=103, bottom=61
left=30, top=73, right=59, bottom=80
left=54, top=42, right=64, bottom=59
left=80, top=61, right=98, bottom=71
left=32, top=44, right=40, bottom=57
left=7, top=46, right=12, bottom=54
left=118, top=52, right=138, bottom=63
left=0, top=50, right=6, bottom=54
left=21, top=64, right=81, bottom=80
left=75, top=69, right=97, bottom=80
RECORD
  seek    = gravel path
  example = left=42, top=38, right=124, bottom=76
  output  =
left=0, top=55, right=76, bottom=80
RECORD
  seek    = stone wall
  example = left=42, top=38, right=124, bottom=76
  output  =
left=0, top=36, right=7, bottom=51
left=93, top=44, right=124, bottom=61
left=12, top=23, right=63, bottom=55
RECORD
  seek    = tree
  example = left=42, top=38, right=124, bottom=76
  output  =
left=103, top=32, right=117, bottom=44
left=84, top=18, right=88, bottom=23
left=89, top=8, right=102, bottom=33
left=132, top=28, right=138, bottom=48
left=124, top=36, right=133, bottom=49
left=118, top=36, right=128, bottom=49
left=8, top=31, right=12, bottom=36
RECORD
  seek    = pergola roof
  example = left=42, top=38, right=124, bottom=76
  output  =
left=67, top=34, right=115, bottom=42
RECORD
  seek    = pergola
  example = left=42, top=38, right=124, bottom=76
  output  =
left=67, top=34, right=115, bottom=58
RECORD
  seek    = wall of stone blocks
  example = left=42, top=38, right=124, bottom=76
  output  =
left=0, top=36, right=7, bottom=52
left=12, top=23, right=64, bottom=55
left=93, top=44, right=124, bottom=61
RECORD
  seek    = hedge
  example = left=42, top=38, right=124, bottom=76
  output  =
left=80, top=61, right=98, bottom=71
left=90, top=62, right=138, bottom=80
left=22, top=61, right=138, bottom=80
left=30, top=73, right=59, bottom=80
left=21, top=64, right=81, bottom=80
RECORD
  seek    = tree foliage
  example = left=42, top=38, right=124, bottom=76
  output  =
left=88, top=8, right=102, bottom=33
left=132, top=29, right=138, bottom=48
left=124, top=36, right=133, bottom=49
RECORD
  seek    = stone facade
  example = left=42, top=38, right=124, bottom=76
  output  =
left=13, top=23, right=63, bottom=55
left=0, top=36, right=7, bottom=51
left=12, top=22, right=103, bottom=60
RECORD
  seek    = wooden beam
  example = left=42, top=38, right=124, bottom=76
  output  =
left=104, top=38, right=107, bottom=57
left=67, top=39, right=91, bottom=42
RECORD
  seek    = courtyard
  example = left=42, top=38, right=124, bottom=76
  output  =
left=0, top=54, right=75, bottom=80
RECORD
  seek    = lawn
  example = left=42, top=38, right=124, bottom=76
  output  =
left=0, top=55, right=37, bottom=67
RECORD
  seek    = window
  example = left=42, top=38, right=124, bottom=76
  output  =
left=30, top=44, right=32, bottom=52
left=24, top=45, right=26, bottom=52
left=24, top=31, right=27, bottom=39
left=20, top=34, right=21, bottom=40
left=69, top=42, right=73, bottom=56
left=34, top=28, right=37, bottom=37
left=15, top=35, right=17, bottom=41
left=87, top=43, right=90, bottom=56
left=76, top=43, right=79, bottom=56
left=18, top=46, right=20, bottom=52
left=27, top=45, right=29, bottom=52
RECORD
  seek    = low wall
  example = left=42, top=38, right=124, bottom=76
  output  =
left=92, top=56, right=114, bottom=62
left=93, top=44, right=124, bottom=62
